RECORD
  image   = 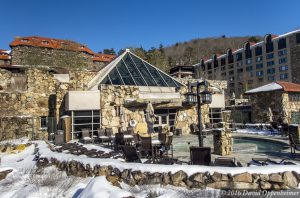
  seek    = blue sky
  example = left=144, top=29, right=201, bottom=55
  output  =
left=1, top=0, right=300, bottom=52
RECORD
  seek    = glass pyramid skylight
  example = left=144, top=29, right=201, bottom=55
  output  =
left=89, top=50, right=183, bottom=89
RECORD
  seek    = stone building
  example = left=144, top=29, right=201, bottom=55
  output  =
left=0, top=49, right=226, bottom=141
left=169, top=65, right=195, bottom=78
left=195, top=29, right=300, bottom=98
left=9, top=36, right=115, bottom=70
left=0, top=65, right=97, bottom=140
left=245, top=81, right=300, bottom=124
left=0, top=50, right=11, bottom=65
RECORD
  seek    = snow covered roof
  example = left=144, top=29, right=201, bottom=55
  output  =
left=87, top=49, right=184, bottom=90
left=245, top=81, right=300, bottom=94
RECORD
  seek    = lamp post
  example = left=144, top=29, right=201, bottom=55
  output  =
left=189, top=80, right=212, bottom=147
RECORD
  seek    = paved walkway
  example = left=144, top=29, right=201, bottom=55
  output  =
left=172, top=133, right=300, bottom=166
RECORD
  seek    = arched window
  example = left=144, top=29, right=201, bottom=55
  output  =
left=278, top=38, right=286, bottom=50
left=227, top=49, right=233, bottom=64
left=244, top=42, right=252, bottom=59
left=255, top=46, right=262, bottom=56
left=265, top=34, right=274, bottom=53
left=213, top=54, right=218, bottom=68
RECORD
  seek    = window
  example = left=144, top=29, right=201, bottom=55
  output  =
left=256, top=71, right=263, bottom=76
left=280, top=73, right=288, bottom=80
left=297, top=33, right=300, bottom=44
left=209, top=108, right=223, bottom=124
left=279, top=57, right=287, bottom=64
left=267, top=61, right=274, bottom=66
left=267, top=68, right=275, bottom=74
left=278, top=49, right=287, bottom=56
left=246, top=66, right=253, bottom=71
left=256, top=63, right=263, bottom=69
left=221, top=66, right=226, bottom=71
left=213, top=55, right=218, bottom=68
left=268, top=76, right=275, bottom=81
left=227, top=49, right=234, bottom=64
left=279, top=65, right=288, bottom=71
left=114, top=106, right=121, bottom=116
left=289, top=94, right=300, bottom=102
left=246, top=59, right=252, bottom=65
left=236, top=62, right=243, bottom=67
left=40, top=116, right=48, bottom=129
left=237, top=68, right=243, bottom=73
left=229, top=70, right=234, bottom=75
left=236, top=52, right=242, bottom=61
left=244, top=42, right=252, bottom=59
left=221, top=58, right=226, bottom=66
left=278, top=38, right=286, bottom=49
left=266, top=53, right=274, bottom=59
left=247, top=72, right=253, bottom=77
left=207, top=62, right=212, bottom=70
left=291, top=112, right=300, bottom=124
left=265, top=34, right=274, bottom=53
left=228, top=64, right=234, bottom=69
left=256, top=56, right=263, bottom=62
left=255, top=46, right=262, bottom=56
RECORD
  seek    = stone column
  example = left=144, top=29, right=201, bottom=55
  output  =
left=213, top=128, right=232, bottom=156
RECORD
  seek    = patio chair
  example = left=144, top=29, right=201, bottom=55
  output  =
left=288, top=133, right=300, bottom=158
left=213, top=157, right=242, bottom=167
left=121, top=145, right=142, bottom=163
left=114, top=132, right=125, bottom=150
left=140, top=137, right=152, bottom=157
left=125, top=127, right=134, bottom=135
left=132, top=134, right=141, bottom=148
left=80, top=128, right=93, bottom=144
left=189, top=146, right=212, bottom=165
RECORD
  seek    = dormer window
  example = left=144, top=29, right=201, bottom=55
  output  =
left=41, top=40, right=49, bottom=45
left=265, top=34, right=274, bottom=53
left=21, top=39, right=29, bottom=43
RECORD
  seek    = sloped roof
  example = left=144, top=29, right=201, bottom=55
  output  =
left=93, top=53, right=116, bottom=62
left=10, top=36, right=94, bottom=55
left=0, top=49, right=11, bottom=60
left=88, top=49, right=184, bottom=90
left=245, top=81, right=300, bottom=94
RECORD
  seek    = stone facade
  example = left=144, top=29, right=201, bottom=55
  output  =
left=99, top=84, right=209, bottom=134
left=213, top=128, right=232, bottom=156
left=0, top=66, right=97, bottom=140
left=11, top=46, right=94, bottom=69
left=249, top=91, right=300, bottom=124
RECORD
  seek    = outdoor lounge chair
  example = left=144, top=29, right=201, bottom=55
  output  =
left=96, top=128, right=111, bottom=145
left=164, top=135, right=173, bottom=158
left=80, top=128, right=93, bottom=144
left=288, top=133, right=300, bottom=158
left=213, top=157, right=243, bottom=167
left=189, top=146, right=212, bottom=165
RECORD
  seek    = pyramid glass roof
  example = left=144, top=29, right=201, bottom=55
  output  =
left=88, top=50, right=183, bottom=89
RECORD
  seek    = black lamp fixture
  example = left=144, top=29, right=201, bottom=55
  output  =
left=189, top=80, right=212, bottom=147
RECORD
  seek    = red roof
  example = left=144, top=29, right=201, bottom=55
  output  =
left=10, top=36, right=94, bottom=55
left=276, top=81, right=300, bottom=92
left=93, top=53, right=116, bottom=62
left=0, top=50, right=10, bottom=60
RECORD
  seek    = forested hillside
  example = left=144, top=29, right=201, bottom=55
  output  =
left=122, top=35, right=262, bottom=72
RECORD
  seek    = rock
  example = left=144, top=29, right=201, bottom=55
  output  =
left=260, top=181, right=272, bottom=190
left=272, top=183, right=281, bottom=190
left=189, top=173, right=205, bottom=183
left=233, top=172, right=252, bottom=183
left=131, top=171, right=146, bottom=184
left=212, top=172, right=222, bottom=182
left=283, top=171, right=298, bottom=188
left=252, top=173, right=260, bottom=182
left=162, top=172, right=171, bottom=185
left=260, top=174, right=269, bottom=182
left=269, top=173, right=283, bottom=183
left=171, top=170, right=187, bottom=186
left=148, top=172, right=162, bottom=184
left=0, top=169, right=13, bottom=181
left=106, top=175, right=120, bottom=187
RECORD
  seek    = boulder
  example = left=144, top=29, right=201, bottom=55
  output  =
left=232, top=182, right=259, bottom=190
left=0, top=169, right=13, bottom=181
left=260, top=181, right=272, bottom=190
left=206, top=181, right=232, bottom=190
left=260, top=174, right=269, bottom=182
left=233, top=172, right=252, bottom=183
left=283, top=171, right=298, bottom=188
left=269, top=173, right=283, bottom=183
left=212, top=172, right=222, bottom=182
left=171, top=170, right=187, bottom=186
left=189, top=173, right=205, bottom=183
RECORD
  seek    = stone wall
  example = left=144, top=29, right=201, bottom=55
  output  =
left=11, top=46, right=94, bottom=69
left=213, top=129, right=232, bottom=156
left=0, top=67, right=97, bottom=140
left=37, top=155, right=300, bottom=190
